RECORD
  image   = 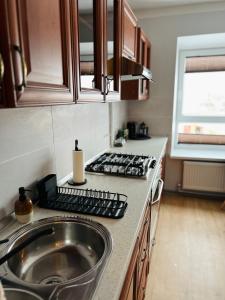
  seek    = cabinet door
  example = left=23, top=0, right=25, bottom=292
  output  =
left=137, top=28, right=151, bottom=100
left=0, top=0, right=15, bottom=108
left=0, top=51, right=5, bottom=107
left=121, top=28, right=151, bottom=101
left=122, top=0, right=138, bottom=61
left=104, top=0, right=121, bottom=101
left=77, top=0, right=121, bottom=102
left=77, top=0, right=106, bottom=102
left=6, top=0, right=75, bottom=106
left=137, top=205, right=150, bottom=285
left=126, top=275, right=135, bottom=300
left=137, top=254, right=149, bottom=300
left=120, top=238, right=139, bottom=300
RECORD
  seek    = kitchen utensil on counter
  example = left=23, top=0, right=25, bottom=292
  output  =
left=0, top=228, right=54, bottom=266
left=114, top=137, right=126, bottom=147
left=127, top=121, right=151, bottom=140
left=68, top=140, right=87, bottom=186
left=38, top=174, right=128, bottom=219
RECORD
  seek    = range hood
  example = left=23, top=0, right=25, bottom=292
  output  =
left=120, top=57, right=153, bottom=81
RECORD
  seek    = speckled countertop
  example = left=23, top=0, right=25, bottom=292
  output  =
left=0, top=137, right=167, bottom=300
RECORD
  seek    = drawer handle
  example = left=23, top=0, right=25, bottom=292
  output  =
left=151, top=179, right=164, bottom=205
left=0, top=53, right=5, bottom=83
left=144, top=218, right=149, bottom=226
left=141, top=248, right=147, bottom=262
left=13, top=45, right=27, bottom=91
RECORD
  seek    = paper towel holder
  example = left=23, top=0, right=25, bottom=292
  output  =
left=67, top=139, right=87, bottom=186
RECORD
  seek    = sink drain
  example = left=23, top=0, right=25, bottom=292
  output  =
left=40, top=275, right=65, bottom=285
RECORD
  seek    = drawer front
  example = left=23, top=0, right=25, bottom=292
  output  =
left=138, top=221, right=149, bottom=284
left=138, top=205, right=150, bottom=284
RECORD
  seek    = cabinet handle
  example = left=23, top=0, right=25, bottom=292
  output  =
left=151, top=179, right=164, bottom=205
left=144, top=218, right=149, bottom=225
left=101, top=74, right=106, bottom=101
left=0, top=53, right=5, bottom=83
left=13, top=45, right=27, bottom=91
left=141, top=248, right=147, bottom=262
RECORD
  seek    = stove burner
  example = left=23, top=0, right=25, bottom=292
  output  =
left=85, top=152, right=156, bottom=179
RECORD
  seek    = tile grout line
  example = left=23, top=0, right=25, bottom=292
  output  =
left=50, top=106, right=57, bottom=176
left=0, top=146, right=52, bottom=166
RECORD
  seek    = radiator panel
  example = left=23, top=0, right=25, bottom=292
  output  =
left=182, top=161, right=225, bottom=193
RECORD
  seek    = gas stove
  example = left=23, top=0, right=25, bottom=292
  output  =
left=85, top=152, right=156, bottom=179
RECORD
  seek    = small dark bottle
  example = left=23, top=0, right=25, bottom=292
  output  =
left=15, top=187, right=33, bottom=224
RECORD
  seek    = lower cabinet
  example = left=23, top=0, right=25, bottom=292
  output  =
left=120, top=203, right=150, bottom=300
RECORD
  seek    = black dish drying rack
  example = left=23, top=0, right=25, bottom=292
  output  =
left=38, top=174, right=128, bottom=219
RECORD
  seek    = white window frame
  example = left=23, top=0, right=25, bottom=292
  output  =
left=171, top=45, right=225, bottom=159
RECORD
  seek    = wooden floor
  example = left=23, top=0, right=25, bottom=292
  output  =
left=145, top=192, right=225, bottom=300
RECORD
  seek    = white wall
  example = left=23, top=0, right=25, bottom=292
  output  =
left=0, top=102, right=127, bottom=220
left=110, top=102, right=128, bottom=145
left=127, top=8, right=225, bottom=191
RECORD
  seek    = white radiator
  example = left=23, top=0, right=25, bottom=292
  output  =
left=182, top=161, right=225, bottom=193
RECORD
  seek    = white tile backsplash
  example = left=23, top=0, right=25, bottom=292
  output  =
left=52, top=103, right=110, bottom=179
left=0, top=107, right=53, bottom=164
left=0, top=146, right=55, bottom=219
left=0, top=102, right=121, bottom=220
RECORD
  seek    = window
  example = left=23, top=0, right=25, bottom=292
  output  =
left=172, top=34, right=225, bottom=159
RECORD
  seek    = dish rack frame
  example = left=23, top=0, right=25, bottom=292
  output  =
left=38, top=174, right=128, bottom=219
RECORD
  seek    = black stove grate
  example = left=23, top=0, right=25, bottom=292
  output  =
left=38, top=175, right=128, bottom=219
left=85, top=152, right=156, bottom=178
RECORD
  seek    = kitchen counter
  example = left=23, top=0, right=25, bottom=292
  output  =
left=0, top=137, right=167, bottom=300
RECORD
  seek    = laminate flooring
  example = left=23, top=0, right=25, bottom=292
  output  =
left=145, top=192, right=225, bottom=300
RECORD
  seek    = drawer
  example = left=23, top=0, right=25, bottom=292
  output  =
left=138, top=206, right=150, bottom=284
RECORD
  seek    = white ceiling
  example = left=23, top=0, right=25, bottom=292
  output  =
left=128, top=0, right=224, bottom=10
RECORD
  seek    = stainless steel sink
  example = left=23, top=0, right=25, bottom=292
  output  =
left=4, top=287, right=44, bottom=300
left=0, top=216, right=112, bottom=300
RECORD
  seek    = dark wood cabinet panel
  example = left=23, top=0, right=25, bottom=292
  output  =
left=120, top=203, right=151, bottom=300
left=137, top=253, right=149, bottom=300
left=3, top=0, right=76, bottom=107
left=122, top=0, right=137, bottom=61
left=137, top=28, right=151, bottom=101
left=120, top=237, right=139, bottom=300
left=121, top=27, right=151, bottom=101
left=0, top=0, right=15, bottom=108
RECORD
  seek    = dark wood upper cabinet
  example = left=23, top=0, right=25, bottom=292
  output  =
left=77, top=0, right=121, bottom=103
left=2, top=0, right=77, bottom=107
left=7, top=0, right=77, bottom=107
left=121, top=27, right=151, bottom=101
left=1, top=0, right=150, bottom=107
left=122, top=0, right=138, bottom=62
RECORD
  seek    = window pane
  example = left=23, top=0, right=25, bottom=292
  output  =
left=178, top=122, right=225, bottom=145
left=78, top=0, right=95, bottom=90
left=178, top=122, right=225, bottom=135
left=182, top=71, right=225, bottom=116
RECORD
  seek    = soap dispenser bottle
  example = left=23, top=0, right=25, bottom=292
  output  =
left=15, top=187, right=33, bottom=224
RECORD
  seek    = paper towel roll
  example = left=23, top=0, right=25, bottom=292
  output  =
left=72, top=150, right=85, bottom=183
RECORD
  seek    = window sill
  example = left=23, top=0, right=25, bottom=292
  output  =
left=171, top=147, right=225, bottom=161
